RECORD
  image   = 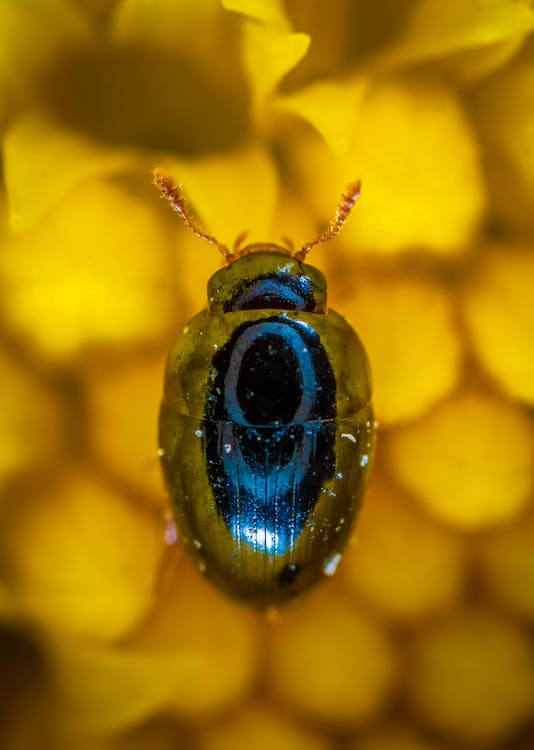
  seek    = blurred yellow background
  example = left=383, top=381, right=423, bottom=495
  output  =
left=1, top=1, right=534, bottom=749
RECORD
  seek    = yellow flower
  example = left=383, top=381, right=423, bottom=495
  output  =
left=1, top=1, right=534, bottom=749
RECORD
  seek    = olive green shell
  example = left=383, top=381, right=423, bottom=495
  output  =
left=159, top=305, right=374, bottom=607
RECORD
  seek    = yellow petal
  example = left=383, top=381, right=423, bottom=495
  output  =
left=112, top=0, right=226, bottom=58
left=473, top=47, right=534, bottom=230
left=0, top=346, right=64, bottom=488
left=409, top=609, right=534, bottom=744
left=387, top=390, right=534, bottom=530
left=478, top=509, right=534, bottom=620
left=222, top=0, right=290, bottom=29
left=3, top=470, right=164, bottom=640
left=199, top=705, right=330, bottom=750
left=437, top=35, right=526, bottom=86
left=0, top=621, right=54, bottom=746
left=268, top=591, right=397, bottom=726
left=0, top=178, right=174, bottom=362
left=3, top=115, right=134, bottom=232
left=0, top=0, right=90, bottom=86
left=85, top=352, right=168, bottom=504
left=343, top=273, right=462, bottom=424
left=160, top=145, right=278, bottom=246
left=172, top=227, right=225, bottom=318
left=242, top=21, right=310, bottom=112
left=462, top=246, right=534, bottom=405
left=355, top=723, right=451, bottom=750
left=293, top=75, right=485, bottom=256
left=344, top=482, right=464, bottom=622
left=131, top=559, right=258, bottom=717
left=372, top=0, right=534, bottom=74
left=112, top=0, right=233, bottom=81
left=274, top=75, right=369, bottom=156
left=50, top=636, right=198, bottom=737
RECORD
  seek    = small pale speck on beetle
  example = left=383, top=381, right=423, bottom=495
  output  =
left=360, top=454, right=369, bottom=467
left=195, top=429, right=203, bottom=438
left=157, top=448, right=165, bottom=457
left=323, top=553, right=342, bottom=576
left=193, top=539, right=202, bottom=549
left=182, top=325, right=190, bottom=334
left=341, top=432, right=357, bottom=443
left=336, top=472, right=344, bottom=480
left=164, top=519, right=178, bottom=545
left=224, top=443, right=233, bottom=454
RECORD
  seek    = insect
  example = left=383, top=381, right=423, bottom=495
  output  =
left=155, top=169, right=374, bottom=607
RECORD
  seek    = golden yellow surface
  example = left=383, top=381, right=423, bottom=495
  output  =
left=1, top=1, right=534, bottom=749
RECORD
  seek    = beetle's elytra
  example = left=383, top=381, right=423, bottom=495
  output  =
left=155, top=169, right=375, bottom=607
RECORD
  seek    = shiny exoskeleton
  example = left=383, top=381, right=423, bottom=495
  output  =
left=155, top=171, right=374, bottom=607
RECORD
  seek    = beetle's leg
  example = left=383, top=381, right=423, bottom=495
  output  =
left=153, top=168, right=236, bottom=263
left=294, top=180, right=361, bottom=261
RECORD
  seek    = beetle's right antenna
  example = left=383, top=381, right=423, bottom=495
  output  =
left=153, top=168, right=235, bottom=263
left=294, top=180, right=361, bottom=262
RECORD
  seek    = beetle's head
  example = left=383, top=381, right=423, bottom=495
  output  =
left=207, top=249, right=327, bottom=313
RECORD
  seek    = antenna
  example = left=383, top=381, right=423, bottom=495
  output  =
left=294, top=181, right=361, bottom=262
left=153, top=169, right=235, bottom=263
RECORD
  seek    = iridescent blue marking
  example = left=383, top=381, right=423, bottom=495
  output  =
left=213, top=421, right=329, bottom=555
left=205, top=315, right=336, bottom=556
left=224, top=321, right=317, bottom=425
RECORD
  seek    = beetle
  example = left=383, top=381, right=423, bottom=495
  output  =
left=155, top=169, right=374, bottom=607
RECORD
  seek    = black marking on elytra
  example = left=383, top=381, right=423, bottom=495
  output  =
left=204, top=315, right=336, bottom=557
left=224, top=272, right=316, bottom=312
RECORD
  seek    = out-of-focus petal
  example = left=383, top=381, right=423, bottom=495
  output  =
left=462, top=246, right=534, bottom=405
left=241, top=21, right=310, bottom=113
left=160, top=145, right=278, bottom=245
left=0, top=347, right=64, bottom=490
left=437, top=36, right=526, bottom=86
left=222, top=0, right=290, bottom=29
left=477, top=509, right=534, bottom=620
left=169, top=228, right=224, bottom=319
left=0, top=620, right=54, bottom=749
left=85, top=352, right=168, bottom=504
left=387, top=390, right=534, bottom=530
left=293, top=75, right=485, bottom=256
left=344, top=482, right=464, bottom=622
left=3, top=116, right=135, bottom=232
left=343, top=274, right=462, bottom=424
left=268, top=591, right=397, bottom=726
left=472, top=44, right=534, bottom=230
left=198, top=705, right=331, bottom=750
left=0, top=0, right=91, bottom=88
left=353, top=723, right=456, bottom=750
left=408, top=609, right=534, bottom=744
left=274, top=76, right=368, bottom=155
left=49, top=636, right=198, bottom=737
left=131, top=560, right=258, bottom=717
left=112, top=0, right=227, bottom=61
left=2, top=470, right=164, bottom=641
left=0, top=179, right=174, bottom=362
left=371, top=0, right=534, bottom=81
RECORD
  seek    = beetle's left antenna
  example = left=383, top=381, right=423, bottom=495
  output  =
left=153, top=168, right=235, bottom=263
left=294, top=180, right=361, bottom=262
